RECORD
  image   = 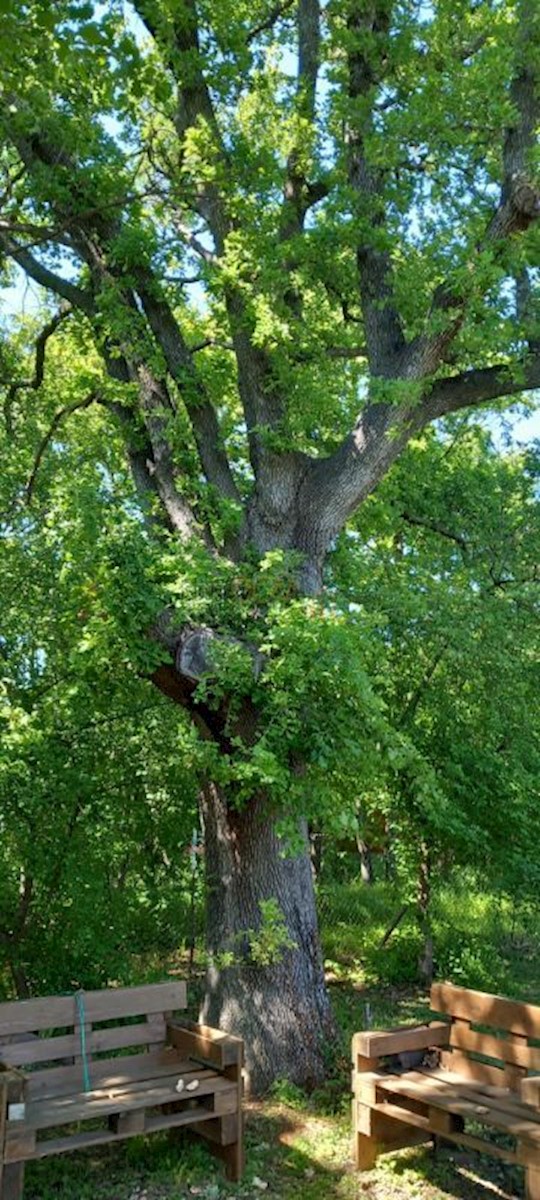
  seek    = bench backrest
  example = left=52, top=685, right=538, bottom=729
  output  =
left=431, top=981, right=540, bottom=1092
left=0, top=982, right=187, bottom=1100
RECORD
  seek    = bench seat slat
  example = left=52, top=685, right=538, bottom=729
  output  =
left=13, top=1072, right=234, bottom=1131
left=26, top=1048, right=197, bottom=1100
left=377, top=1073, right=540, bottom=1142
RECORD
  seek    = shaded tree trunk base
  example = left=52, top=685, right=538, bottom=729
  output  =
left=200, top=782, right=336, bottom=1094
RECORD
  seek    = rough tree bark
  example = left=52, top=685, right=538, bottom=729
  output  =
left=200, top=786, right=333, bottom=1093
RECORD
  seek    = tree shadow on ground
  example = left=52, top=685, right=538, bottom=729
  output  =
left=384, top=1141, right=524, bottom=1200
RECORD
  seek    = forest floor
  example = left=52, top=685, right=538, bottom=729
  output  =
left=25, top=982, right=527, bottom=1200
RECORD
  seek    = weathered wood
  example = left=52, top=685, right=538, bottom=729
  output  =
left=0, top=1163, right=25, bottom=1200
left=0, top=984, right=243, bottom=1189
left=22, top=1072, right=233, bottom=1132
left=526, top=1164, right=540, bottom=1200
left=378, top=1072, right=540, bottom=1142
left=439, top=1049, right=507, bottom=1086
left=25, top=1046, right=188, bottom=1101
left=376, top=1102, right=519, bottom=1164
left=32, top=1106, right=216, bottom=1159
left=167, top=1020, right=243, bottom=1071
left=0, top=1017, right=167, bottom=1069
left=0, top=982, right=186, bottom=1038
left=449, top=1022, right=540, bottom=1070
left=431, top=982, right=540, bottom=1038
left=353, top=1022, right=448, bottom=1060
left=523, top=1078, right=540, bottom=1108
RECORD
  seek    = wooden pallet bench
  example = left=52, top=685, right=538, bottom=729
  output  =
left=352, top=981, right=540, bottom=1199
left=0, top=981, right=243, bottom=1200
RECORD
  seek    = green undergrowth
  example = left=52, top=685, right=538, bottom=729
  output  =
left=319, top=876, right=540, bottom=999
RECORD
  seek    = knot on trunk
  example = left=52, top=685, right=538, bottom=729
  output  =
left=176, top=626, right=264, bottom=683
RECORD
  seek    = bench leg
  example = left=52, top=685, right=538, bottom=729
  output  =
left=353, top=1131, right=379, bottom=1171
left=0, top=1163, right=25, bottom=1200
left=526, top=1164, right=540, bottom=1200
left=187, top=1112, right=244, bottom=1182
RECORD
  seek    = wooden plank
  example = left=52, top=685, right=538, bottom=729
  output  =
left=24, top=1072, right=234, bottom=1129
left=0, top=1163, right=25, bottom=1200
left=378, top=1073, right=540, bottom=1142
left=526, top=1164, right=540, bottom=1200
left=190, top=1112, right=240, bottom=1147
left=523, top=1078, right=540, bottom=1108
left=422, top=1070, right=540, bottom=1126
left=431, top=1066, right=529, bottom=1103
left=31, top=1106, right=215, bottom=1160
left=0, top=997, right=75, bottom=1038
left=1, top=1016, right=168, bottom=1071
left=375, top=1102, right=519, bottom=1164
left=354, top=1023, right=449, bottom=1060
left=80, top=983, right=187, bottom=1023
left=440, top=1050, right=507, bottom=1087
left=3, top=1129, right=36, bottom=1164
left=167, top=1021, right=243, bottom=1070
left=449, top=1023, right=540, bottom=1070
left=108, top=1109, right=146, bottom=1135
left=1, top=1033, right=78, bottom=1068
left=26, top=1046, right=191, bottom=1101
left=0, top=982, right=186, bottom=1038
left=431, top=983, right=540, bottom=1038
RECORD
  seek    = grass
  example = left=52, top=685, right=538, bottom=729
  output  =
left=21, top=879, right=540, bottom=1200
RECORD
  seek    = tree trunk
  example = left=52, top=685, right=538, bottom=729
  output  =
left=199, top=782, right=335, bottom=1094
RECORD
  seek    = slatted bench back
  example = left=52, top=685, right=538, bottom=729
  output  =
left=0, top=982, right=187, bottom=1100
left=431, top=982, right=540, bottom=1092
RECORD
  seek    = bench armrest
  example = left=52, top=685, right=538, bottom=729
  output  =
left=167, top=1019, right=243, bottom=1072
left=353, top=1021, right=449, bottom=1062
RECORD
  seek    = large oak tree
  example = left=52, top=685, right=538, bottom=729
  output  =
left=0, top=0, right=539, bottom=1090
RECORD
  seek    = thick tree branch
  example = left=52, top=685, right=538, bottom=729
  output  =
left=346, top=2, right=406, bottom=374
left=2, top=306, right=70, bottom=434
left=25, top=391, right=99, bottom=503
left=400, top=511, right=468, bottom=552
left=0, top=237, right=94, bottom=314
left=246, top=0, right=296, bottom=44
left=424, top=353, right=540, bottom=422
left=134, top=0, right=281, bottom=473
left=133, top=277, right=241, bottom=503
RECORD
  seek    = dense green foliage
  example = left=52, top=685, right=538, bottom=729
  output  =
left=0, top=0, right=538, bottom=1097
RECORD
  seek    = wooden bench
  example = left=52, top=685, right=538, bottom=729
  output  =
left=352, top=982, right=540, bottom=1199
left=0, top=982, right=243, bottom=1199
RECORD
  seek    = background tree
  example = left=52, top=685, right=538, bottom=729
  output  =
left=0, top=0, right=539, bottom=1090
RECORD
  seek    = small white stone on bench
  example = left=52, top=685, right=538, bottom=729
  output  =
left=186, top=1080, right=200, bottom=1092
left=175, top=1078, right=185, bottom=1092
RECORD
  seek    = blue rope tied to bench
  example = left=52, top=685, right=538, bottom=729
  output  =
left=74, top=989, right=91, bottom=1093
